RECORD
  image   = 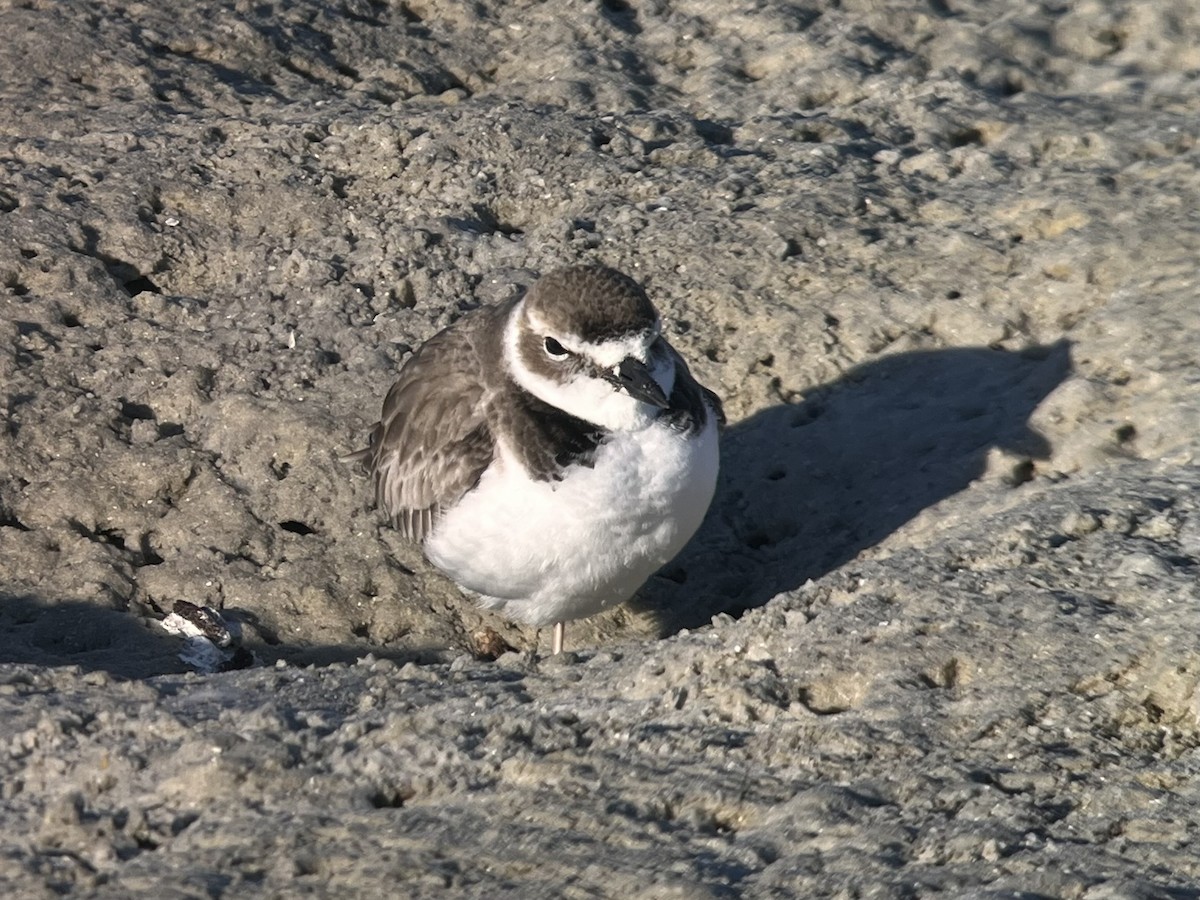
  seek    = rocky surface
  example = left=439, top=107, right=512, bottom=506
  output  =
left=2, top=0, right=1199, bottom=896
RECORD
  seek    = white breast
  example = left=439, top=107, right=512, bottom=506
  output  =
left=423, top=416, right=719, bottom=626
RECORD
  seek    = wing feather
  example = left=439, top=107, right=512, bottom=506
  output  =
left=360, top=315, right=499, bottom=542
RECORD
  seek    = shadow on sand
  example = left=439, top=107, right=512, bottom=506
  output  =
left=640, top=340, right=1073, bottom=632
left=0, top=593, right=440, bottom=680
left=0, top=594, right=192, bottom=678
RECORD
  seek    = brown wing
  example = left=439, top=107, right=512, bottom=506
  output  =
left=360, top=314, right=499, bottom=542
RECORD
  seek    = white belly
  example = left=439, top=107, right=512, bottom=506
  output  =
left=423, top=417, right=719, bottom=626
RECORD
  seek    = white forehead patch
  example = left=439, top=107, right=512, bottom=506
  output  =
left=577, top=328, right=660, bottom=368
left=524, top=307, right=661, bottom=367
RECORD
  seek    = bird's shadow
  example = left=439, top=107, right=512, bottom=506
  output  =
left=637, top=340, right=1073, bottom=632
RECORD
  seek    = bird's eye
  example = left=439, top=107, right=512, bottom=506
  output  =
left=543, top=337, right=568, bottom=359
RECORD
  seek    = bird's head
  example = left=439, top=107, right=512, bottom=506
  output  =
left=506, top=266, right=676, bottom=431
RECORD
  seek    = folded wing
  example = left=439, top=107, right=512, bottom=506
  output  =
left=357, top=323, right=497, bottom=542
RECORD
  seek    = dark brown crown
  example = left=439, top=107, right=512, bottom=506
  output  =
left=524, top=266, right=658, bottom=342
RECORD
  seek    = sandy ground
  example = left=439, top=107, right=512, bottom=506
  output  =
left=2, top=0, right=1199, bottom=896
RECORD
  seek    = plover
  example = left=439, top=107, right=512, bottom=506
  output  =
left=348, top=265, right=723, bottom=654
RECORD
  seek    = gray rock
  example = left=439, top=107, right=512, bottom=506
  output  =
left=2, top=0, right=1200, bottom=895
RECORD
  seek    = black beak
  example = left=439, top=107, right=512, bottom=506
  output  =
left=612, top=357, right=669, bottom=409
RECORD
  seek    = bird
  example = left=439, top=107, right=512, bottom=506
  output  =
left=347, top=265, right=723, bottom=655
